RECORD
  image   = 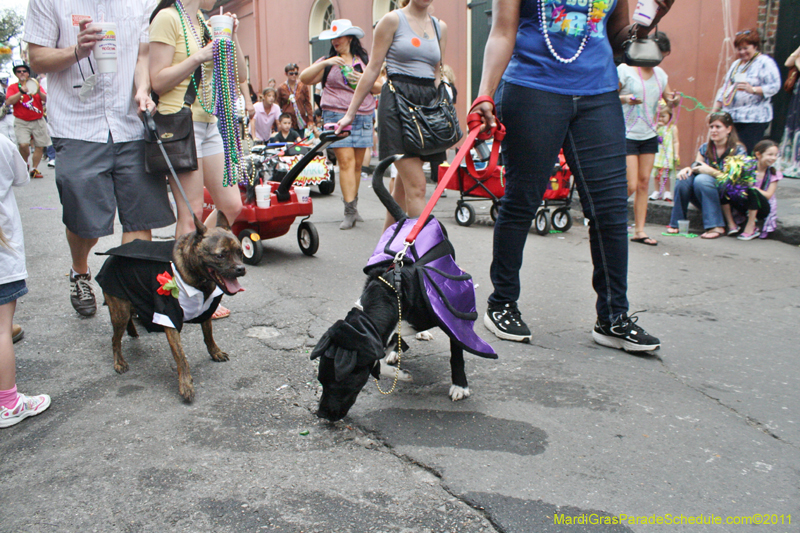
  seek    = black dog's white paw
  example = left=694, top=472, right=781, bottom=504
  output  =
left=449, top=385, right=470, bottom=401
left=415, top=330, right=434, bottom=341
left=379, top=360, right=412, bottom=382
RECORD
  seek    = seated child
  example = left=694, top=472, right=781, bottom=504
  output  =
left=721, top=139, right=782, bottom=240
left=270, top=113, right=301, bottom=144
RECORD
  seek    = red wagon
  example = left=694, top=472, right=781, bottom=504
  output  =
left=201, top=127, right=350, bottom=265
left=445, top=148, right=576, bottom=234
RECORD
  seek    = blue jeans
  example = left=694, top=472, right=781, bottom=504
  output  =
left=669, top=173, right=724, bottom=230
left=489, top=83, right=629, bottom=323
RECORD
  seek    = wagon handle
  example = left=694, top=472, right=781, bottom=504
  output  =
left=403, top=98, right=504, bottom=244
left=274, top=127, right=350, bottom=203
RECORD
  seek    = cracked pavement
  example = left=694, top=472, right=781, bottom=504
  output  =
left=2, top=165, right=798, bottom=532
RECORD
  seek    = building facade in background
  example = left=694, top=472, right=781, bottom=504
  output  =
left=220, top=0, right=798, bottom=165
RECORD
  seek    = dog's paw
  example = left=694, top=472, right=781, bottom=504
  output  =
left=114, top=361, right=129, bottom=374
left=449, top=385, right=470, bottom=401
left=209, top=349, right=230, bottom=362
left=380, top=361, right=412, bottom=382
left=415, top=330, right=434, bottom=341
left=384, top=349, right=399, bottom=365
left=179, top=379, right=195, bottom=402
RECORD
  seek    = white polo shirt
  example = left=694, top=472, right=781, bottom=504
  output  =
left=23, top=0, right=157, bottom=144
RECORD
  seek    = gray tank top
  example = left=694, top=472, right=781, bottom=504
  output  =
left=385, top=11, right=441, bottom=80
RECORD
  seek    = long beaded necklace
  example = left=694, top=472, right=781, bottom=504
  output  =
left=213, top=38, right=246, bottom=187
left=721, top=52, right=760, bottom=107
left=175, top=0, right=214, bottom=114
left=538, top=0, right=596, bottom=64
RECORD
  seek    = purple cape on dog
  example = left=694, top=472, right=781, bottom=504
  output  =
left=366, top=217, right=496, bottom=359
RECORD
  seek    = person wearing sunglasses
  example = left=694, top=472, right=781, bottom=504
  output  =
left=277, top=63, right=312, bottom=136
left=4, top=61, right=50, bottom=179
left=712, top=28, right=781, bottom=154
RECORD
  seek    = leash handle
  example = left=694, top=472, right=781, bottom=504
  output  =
left=404, top=101, right=504, bottom=244
left=143, top=110, right=196, bottom=219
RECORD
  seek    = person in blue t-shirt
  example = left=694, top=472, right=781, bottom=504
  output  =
left=472, top=0, right=674, bottom=353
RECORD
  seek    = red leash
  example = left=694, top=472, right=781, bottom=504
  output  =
left=404, top=97, right=505, bottom=244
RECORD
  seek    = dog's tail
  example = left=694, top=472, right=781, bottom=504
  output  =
left=372, top=155, right=408, bottom=224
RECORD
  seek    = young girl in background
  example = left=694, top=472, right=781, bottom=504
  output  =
left=650, top=103, right=679, bottom=201
left=0, top=135, right=50, bottom=428
left=721, top=139, right=783, bottom=240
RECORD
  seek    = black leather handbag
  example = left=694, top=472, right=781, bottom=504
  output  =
left=144, top=66, right=202, bottom=175
left=388, top=18, right=462, bottom=157
left=622, top=25, right=663, bottom=68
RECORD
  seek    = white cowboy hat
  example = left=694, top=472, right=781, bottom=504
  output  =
left=318, top=19, right=365, bottom=40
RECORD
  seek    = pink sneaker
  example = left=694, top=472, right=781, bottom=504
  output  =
left=0, top=393, right=51, bottom=428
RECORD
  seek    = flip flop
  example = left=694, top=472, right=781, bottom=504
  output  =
left=700, top=230, right=724, bottom=239
left=631, top=236, right=658, bottom=246
left=665, top=227, right=679, bottom=234
left=727, top=226, right=742, bottom=236
left=212, top=305, right=230, bottom=320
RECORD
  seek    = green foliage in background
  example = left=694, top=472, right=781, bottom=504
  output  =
left=0, top=9, right=24, bottom=70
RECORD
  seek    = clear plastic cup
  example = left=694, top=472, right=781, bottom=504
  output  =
left=678, top=219, right=690, bottom=234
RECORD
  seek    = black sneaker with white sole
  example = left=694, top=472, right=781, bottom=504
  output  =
left=484, top=302, right=532, bottom=342
left=592, top=313, right=660, bottom=352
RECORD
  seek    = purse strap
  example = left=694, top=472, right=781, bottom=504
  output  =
left=151, top=65, right=203, bottom=107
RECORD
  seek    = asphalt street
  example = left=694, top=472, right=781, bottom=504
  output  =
left=2, top=165, right=799, bottom=533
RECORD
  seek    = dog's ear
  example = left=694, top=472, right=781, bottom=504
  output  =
left=216, top=211, right=231, bottom=231
left=192, top=213, right=207, bottom=241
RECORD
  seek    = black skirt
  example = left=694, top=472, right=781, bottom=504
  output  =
left=378, top=75, right=446, bottom=163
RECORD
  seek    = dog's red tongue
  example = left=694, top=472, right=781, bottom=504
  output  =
left=223, top=277, right=244, bottom=293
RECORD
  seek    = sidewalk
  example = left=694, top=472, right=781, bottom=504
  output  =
left=630, top=175, right=800, bottom=245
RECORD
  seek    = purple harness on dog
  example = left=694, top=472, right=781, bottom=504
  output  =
left=366, top=217, right=496, bottom=359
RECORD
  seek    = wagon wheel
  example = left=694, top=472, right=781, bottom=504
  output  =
left=298, top=221, right=319, bottom=256
left=238, top=229, right=264, bottom=265
left=534, top=209, right=550, bottom=235
left=318, top=170, right=335, bottom=195
left=455, top=202, right=475, bottom=227
left=552, top=207, right=573, bottom=232
left=490, top=203, right=499, bottom=222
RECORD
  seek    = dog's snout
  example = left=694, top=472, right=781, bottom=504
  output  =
left=235, top=265, right=246, bottom=277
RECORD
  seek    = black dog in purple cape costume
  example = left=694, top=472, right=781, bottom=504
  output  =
left=312, top=156, right=497, bottom=421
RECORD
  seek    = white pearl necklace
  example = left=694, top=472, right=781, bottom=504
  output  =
left=538, top=0, right=595, bottom=64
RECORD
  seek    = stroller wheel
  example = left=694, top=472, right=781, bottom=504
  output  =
left=239, top=229, right=264, bottom=265
left=490, top=203, right=499, bottom=222
left=455, top=202, right=476, bottom=227
left=318, top=171, right=335, bottom=195
left=552, top=207, right=573, bottom=232
left=298, top=221, right=320, bottom=256
left=534, top=209, right=550, bottom=235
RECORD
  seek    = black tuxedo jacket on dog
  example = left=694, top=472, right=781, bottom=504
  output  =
left=96, top=240, right=223, bottom=333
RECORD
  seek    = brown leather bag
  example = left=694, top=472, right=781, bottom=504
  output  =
left=144, top=65, right=202, bottom=175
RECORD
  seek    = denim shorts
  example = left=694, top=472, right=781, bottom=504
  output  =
left=626, top=136, right=659, bottom=155
left=322, top=110, right=373, bottom=149
left=0, top=279, right=27, bottom=306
